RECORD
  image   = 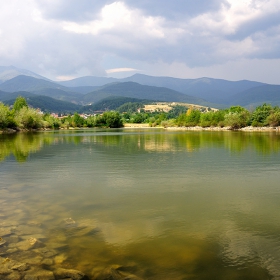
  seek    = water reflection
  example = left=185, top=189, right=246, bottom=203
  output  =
left=0, top=133, right=44, bottom=162
left=1, top=130, right=280, bottom=163
left=1, top=129, right=280, bottom=279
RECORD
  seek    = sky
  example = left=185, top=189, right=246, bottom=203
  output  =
left=0, top=0, right=280, bottom=84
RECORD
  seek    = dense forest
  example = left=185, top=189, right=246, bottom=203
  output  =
left=1, top=97, right=280, bottom=131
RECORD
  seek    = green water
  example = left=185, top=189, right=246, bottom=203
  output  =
left=1, top=129, right=280, bottom=279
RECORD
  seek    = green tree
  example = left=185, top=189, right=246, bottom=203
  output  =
left=224, top=111, right=250, bottom=129
left=13, top=96, right=28, bottom=111
left=227, top=106, right=247, bottom=114
left=266, top=106, right=280, bottom=127
left=101, top=111, right=123, bottom=128
left=167, top=105, right=187, bottom=119
left=201, top=110, right=226, bottom=127
left=266, top=111, right=280, bottom=127
left=0, top=103, right=12, bottom=129
left=85, top=116, right=96, bottom=127
left=176, top=113, right=187, bottom=126
left=132, top=113, right=146, bottom=123
left=185, top=109, right=201, bottom=126
left=43, top=114, right=61, bottom=129
left=250, top=103, right=273, bottom=126
left=14, top=107, right=43, bottom=129
left=71, top=113, right=85, bottom=127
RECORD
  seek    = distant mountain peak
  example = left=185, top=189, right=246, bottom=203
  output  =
left=0, top=65, right=49, bottom=83
left=191, top=77, right=214, bottom=85
left=58, top=75, right=118, bottom=87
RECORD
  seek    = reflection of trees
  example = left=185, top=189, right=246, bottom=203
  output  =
left=173, top=132, right=280, bottom=155
left=1, top=130, right=280, bottom=163
left=0, top=133, right=44, bottom=162
left=0, top=133, right=57, bottom=162
left=223, top=132, right=280, bottom=155
left=90, top=131, right=280, bottom=155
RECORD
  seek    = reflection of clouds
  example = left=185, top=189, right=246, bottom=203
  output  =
left=142, top=140, right=176, bottom=152
left=220, top=221, right=280, bottom=279
left=97, top=216, right=165, bottom=245
left=105, top=175, right=136, bottom=191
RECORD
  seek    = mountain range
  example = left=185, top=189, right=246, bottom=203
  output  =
left=0, top=65, right=279, bottom=112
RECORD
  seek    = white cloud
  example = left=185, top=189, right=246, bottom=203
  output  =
left=190, top=0, right=280, bottom=36
left=106, top=67, right=140, bottom=74
left=55, top=75, right=79, bottom=81
left=62, top=2, right=165, bottom=39
left=0, top=0, right=279, bottom=82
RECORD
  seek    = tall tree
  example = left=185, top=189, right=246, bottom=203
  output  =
left=13, top=96, right=28, bottom=111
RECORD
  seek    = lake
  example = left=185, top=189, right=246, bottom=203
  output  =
left=1, top=128, right=280, bottom=279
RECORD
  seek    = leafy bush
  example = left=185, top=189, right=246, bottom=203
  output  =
left=0, top=103, right=13, bottom=129
left=250, top=103, right=273, bottom=126
left=43, top=114, right=61, bottom=129
left=224, top=111, right=250, bottom=129
left=14, top=107, right=43, bottom=129
left=13, top=96, right=28, bottom=112
left=185, top=109, right=201, bottom=126
left=102, top=111, right=123, bottom=128
left=94, top=111, right=123, bottom=128
left=266, top=109, right=280, bottom=127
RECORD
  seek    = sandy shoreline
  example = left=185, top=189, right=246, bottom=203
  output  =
left=1, top=124, right=280, bottom=133
left=164, top=126, right=280, bottom=132
left=123, top=123, right=151, bottom=128
left=123, top=123, right=280, bottom=132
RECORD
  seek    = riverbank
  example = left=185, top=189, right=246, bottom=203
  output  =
left=1, top=125, right=280, bottom=134
left=123, top=123, right=151, bottom=128
left=164, top=125, right=280, bottom=132
left=123, top=123, right=280, bottom=132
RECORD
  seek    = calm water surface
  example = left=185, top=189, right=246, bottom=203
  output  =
left=1, top=129, right=280, bottom=279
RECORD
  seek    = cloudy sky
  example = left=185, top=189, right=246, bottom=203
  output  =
left=0, top=0, right=280, bottom=83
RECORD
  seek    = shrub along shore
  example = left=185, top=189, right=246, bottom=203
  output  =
left=1, top=97, right=280, bottom=133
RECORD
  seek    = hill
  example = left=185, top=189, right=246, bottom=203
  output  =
left=0, top=90, right=36, bottom=101
left=58, top=73, right=265, bottom=104
left=81, top=96, right=150, bottom=113
left=31, top=88, right=83, bottom=103
left=0, top=75, right=85, bottom=103
left=121, top=74, right=265, bottom=104
left=82, top=82, right=207, bottom=105
left=56, top=73, right=269, bottom=105
left=68, top=86, right=100, bottom=94
left=0, top=75, right=69, bottom=92
left=228, top=85, right=280, bottom=107
left=4, top=95, right=81, bottom=113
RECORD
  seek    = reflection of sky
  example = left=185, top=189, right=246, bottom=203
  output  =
left=220, top=221, right=280, bottom=278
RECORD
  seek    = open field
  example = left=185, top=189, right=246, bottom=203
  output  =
left=143, top=102, right=218, bottom=113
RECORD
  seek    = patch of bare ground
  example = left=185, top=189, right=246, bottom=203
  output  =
left=143, top=102, right=217, bottom=113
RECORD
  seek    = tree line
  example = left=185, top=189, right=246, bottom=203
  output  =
left=1, top=97, right=280, bottom=131
left=0, top=96, right=123, bottom=130
left=173, top=104, right=280, bottom=128
left=118, top=104, right=280, bottom=128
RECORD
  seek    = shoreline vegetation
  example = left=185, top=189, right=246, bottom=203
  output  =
left=1, top=96, right=280, bottom=134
